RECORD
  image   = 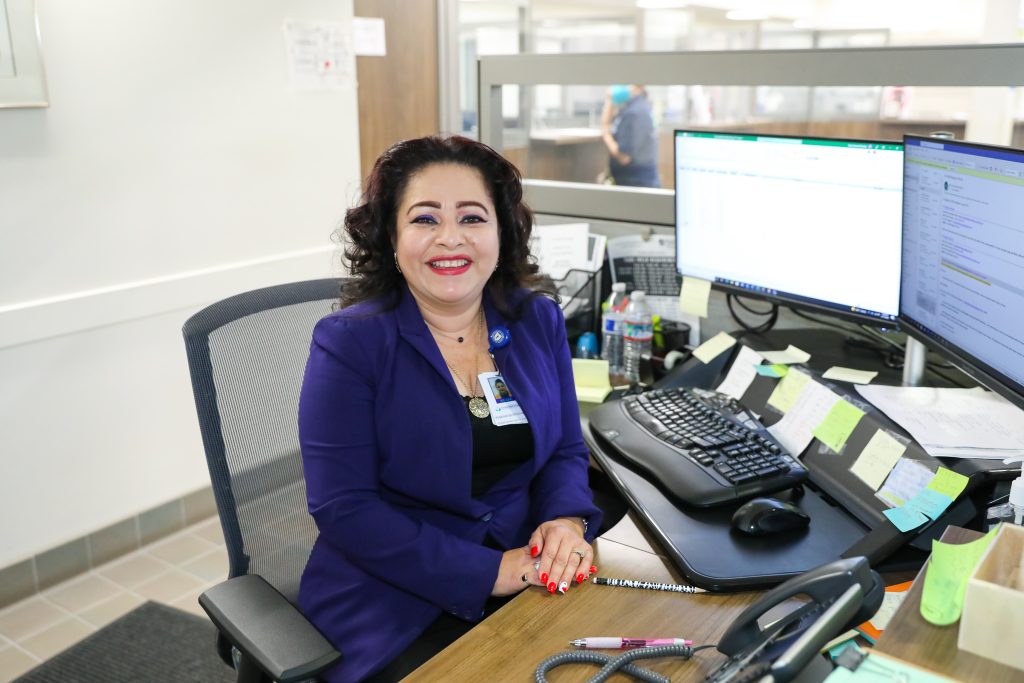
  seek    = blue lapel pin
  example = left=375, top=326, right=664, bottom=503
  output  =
left=488, top=326, right=511, bottom=353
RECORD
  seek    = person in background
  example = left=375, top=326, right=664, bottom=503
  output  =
left=600, top=84, right=660, bottom=188
left=298, top=135, right=603, bottom=682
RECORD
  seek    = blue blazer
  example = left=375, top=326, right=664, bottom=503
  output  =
left=298, top=284, right=602, bottom=682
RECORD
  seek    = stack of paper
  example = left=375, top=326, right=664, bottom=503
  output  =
left=855, top=385, right=1024, bottom=460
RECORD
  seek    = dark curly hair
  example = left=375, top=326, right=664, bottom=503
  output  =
left=339, top=135, right=548, bottom=318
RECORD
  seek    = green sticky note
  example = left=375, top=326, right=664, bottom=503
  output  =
left=812, top=399, right=865, bottom=453
left=767, top=369, right=811, bottom=413
left=755, top=363, right=789, bottom=378
left=920, top=526, right=1000, bottom=626
left=927, top=466, right=969, bottom=500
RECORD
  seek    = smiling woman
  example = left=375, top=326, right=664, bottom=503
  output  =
left=297, top=135, right=605, bottom=682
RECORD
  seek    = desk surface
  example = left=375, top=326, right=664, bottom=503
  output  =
left=875, top=526, right=1020, bottom=683
left=405, top=512, right=761, bottom=682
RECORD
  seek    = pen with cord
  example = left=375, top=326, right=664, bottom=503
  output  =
left=593, top=576, right=707, bottom=594
left=570, top=637, right=693, bottom=649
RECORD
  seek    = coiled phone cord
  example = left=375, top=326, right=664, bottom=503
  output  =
left=534, top=644, right=698, bottom=683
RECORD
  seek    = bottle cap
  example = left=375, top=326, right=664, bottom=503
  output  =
left=612, top=282, right=626, bottom=292
left=631, top=291, right=646, bottom=301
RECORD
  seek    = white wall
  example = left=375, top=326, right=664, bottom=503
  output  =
left=0, top=0, right=361, bottom=567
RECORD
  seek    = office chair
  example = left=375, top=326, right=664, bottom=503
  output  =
left=182, top=279, right=345, bottom=683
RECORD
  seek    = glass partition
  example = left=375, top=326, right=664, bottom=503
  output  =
left=478, top=45, right=1024, bottom=225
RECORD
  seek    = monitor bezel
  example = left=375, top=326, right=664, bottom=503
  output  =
left=898, top=134, right=1024, bottom=410
left=672, top=129, right=904, bottom=328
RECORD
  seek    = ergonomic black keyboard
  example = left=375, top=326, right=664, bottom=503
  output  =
left=588, top=387, right=808, bottom=507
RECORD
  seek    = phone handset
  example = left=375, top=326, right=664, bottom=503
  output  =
left=710, top=557, right=884, bottom=683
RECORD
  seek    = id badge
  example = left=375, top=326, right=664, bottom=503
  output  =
left=478, top=371, right=529, bottom=426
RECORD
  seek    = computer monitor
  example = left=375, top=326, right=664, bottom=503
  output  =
left=899, top=135, right=1024, bottom=409
left=674, top=130, right=904, bottom=324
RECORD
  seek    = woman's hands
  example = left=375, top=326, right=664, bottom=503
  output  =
left=529, top=518, right=595, bottom=595
left=491, top=546, right=539, bottom=597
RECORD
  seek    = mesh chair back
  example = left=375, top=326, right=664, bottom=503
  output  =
left=183, top=279, right=342, bottom=603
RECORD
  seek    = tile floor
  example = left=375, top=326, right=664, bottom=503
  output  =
left=0, top=516, right=226, bottom=682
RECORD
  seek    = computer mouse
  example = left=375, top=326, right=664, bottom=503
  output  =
left=731, top=497, right=810, bottom=536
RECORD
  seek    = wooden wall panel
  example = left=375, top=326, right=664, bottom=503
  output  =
left=353, top=0, right=440, bottom=181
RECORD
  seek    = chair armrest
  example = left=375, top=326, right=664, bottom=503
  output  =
left=199, top=574, right=341, bottom=683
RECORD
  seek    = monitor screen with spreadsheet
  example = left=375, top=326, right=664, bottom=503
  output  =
left=899, top=135, right=1024, bottom=409
left=674, top=130, right=904, bottom=325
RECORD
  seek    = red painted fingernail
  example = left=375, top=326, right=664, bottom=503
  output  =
left=540, top=572, right=548, bottom=584
left=547, top=581, right=557, bottom=593
left=590, top=565, right=598, bottom=574
left=530, top=545, right=539, bottom=557
left=576, top=573, right=585, bottom=584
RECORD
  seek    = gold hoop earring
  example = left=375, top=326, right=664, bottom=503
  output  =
left=394, top=252, right=402, bottom=274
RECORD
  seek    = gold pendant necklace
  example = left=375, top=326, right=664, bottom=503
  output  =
left=468, top=396, right=490, bottom=419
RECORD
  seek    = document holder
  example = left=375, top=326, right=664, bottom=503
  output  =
left=549, top=267, right=600, bottom=343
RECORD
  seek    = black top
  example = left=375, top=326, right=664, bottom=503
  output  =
left=463, top=396, right=534, bottom=498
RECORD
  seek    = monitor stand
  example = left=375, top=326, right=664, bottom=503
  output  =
left=902, top=337, right=927, bottom=387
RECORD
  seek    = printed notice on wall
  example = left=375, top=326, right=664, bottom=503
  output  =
left=283, top=20, right=354, bottom=91
left=352, top=17, right=386, bottom=56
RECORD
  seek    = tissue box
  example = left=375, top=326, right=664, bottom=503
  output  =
left=959, top=524, right=1024, bottom=670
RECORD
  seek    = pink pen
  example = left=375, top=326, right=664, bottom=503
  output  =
left=569, top=637, right=693, bottom=649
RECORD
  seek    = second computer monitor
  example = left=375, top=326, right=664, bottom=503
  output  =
left=674, top=130, right=904, bottom=324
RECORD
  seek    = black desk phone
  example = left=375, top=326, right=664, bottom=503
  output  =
left=706, top=557, right=884, bottom=683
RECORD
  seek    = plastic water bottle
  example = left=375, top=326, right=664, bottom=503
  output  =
left=600, top=283, right=628, bottom=375
left=622, top=291, right=653, bottom=384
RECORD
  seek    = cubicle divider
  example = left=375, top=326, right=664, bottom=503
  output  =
left=477, top=44, right=1024, bottom=228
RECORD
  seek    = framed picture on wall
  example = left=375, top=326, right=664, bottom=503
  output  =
left=0, top=0, right=47, bottom=108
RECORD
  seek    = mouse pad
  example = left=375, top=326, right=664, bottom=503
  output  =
left=586, top=424, right=868, bottom=591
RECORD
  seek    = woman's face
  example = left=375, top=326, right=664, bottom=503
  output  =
left=395, top=163, right=500, bottom=312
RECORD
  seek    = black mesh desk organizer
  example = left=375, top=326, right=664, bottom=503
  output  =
left=586, top=341, right=984, bottom=591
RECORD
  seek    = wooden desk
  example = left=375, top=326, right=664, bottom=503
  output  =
left=875, top=526, right=1020, bottom=683
left=405, top=513, right=762, bottom=682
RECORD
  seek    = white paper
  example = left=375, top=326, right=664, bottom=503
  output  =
left=534, top=223, right=591, bottom=280
left=856, top=385, right=1024, bottom=457
left=876, top=457, right=933, bottom=508
left=768, top=381, right=841, bottom=457
left=715, top=346, right=765, bottom=400
left=869, top=590, right=908, bottom=631
left=284, top=21, right=354, bottom=91
left=606, top=234, right=700, bottom=345
left=352, top=17, right=386, bottom=56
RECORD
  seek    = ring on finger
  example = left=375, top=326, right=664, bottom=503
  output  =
left=572, top=549, right=586, bottom=560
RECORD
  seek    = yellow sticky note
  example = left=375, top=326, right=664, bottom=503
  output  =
left=812, top=399, right=865, bottom=453
left=692, top=332, right=736, bottom=364
left=927, top=467, right=969, bottom=500
left=850, top=430, right=907, bottom=491
left=761, top=345, right=811, bottom=365
left=571, top=359, right=612, bottom=404
left=678, top=276, right=711, bottom=318
left=822, top=366, right=879, bottom=385
left=766, top=369, right=811, bottom=413
left=920, top=526, right=999, bottom=626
